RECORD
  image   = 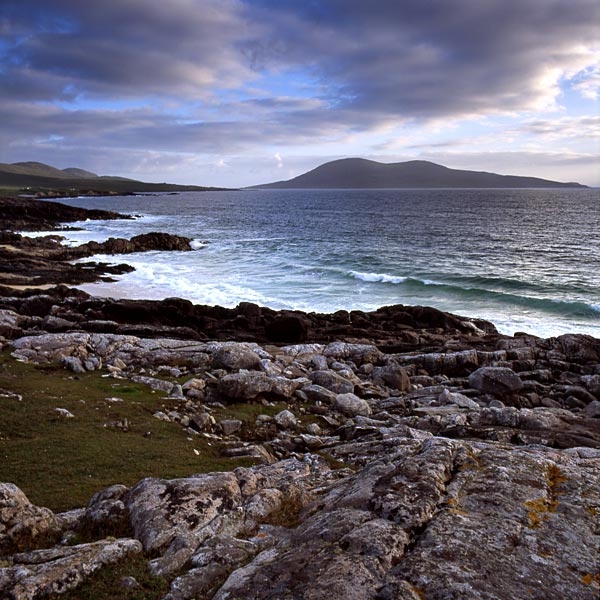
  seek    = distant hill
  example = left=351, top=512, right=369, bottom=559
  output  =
left=0, top=161, right=229, bottom=194
left=251, top=158, right=586, bottom=189
left=60, top=167, right=99, bottom=179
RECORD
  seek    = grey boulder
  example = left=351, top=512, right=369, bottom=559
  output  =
left=468, top=366, right=523, bottom=397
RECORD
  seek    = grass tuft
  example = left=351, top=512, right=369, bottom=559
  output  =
left=58, top=554, right=168, bottom=600
left=0, top=352, right=254, bottom=511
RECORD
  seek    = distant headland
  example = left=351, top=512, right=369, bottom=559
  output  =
left=0, top=161, right=230, bottom=198
left=251, top=158, right=587, bottom=189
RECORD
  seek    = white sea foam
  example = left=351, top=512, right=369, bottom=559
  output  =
left=17, top=230, right=59, bottom=238
left=58, top=187, right=600, bottom=339
left=190, top=239, right=208, bottom=250
left=348, top=271, right=450, bottom=287
left=80, top=259, right=284, bottom=309
left=349, top=270, right=408, bottom=284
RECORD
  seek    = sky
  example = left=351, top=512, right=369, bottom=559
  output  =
left=0, top=0, right=598, bottom=187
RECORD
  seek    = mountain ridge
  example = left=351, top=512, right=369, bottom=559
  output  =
left=251, top=158, right=586, bottom=189
left=0, top=161, right=229, bottom=195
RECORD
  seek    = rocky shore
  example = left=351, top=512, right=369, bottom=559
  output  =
left=0, top=284, right=599, bottom=599
left=0, top=197, right=599, bottom=599
left=0, top=197, right=194, bottom=287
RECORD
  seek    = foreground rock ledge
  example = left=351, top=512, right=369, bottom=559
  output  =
left=1, top=442, right=598, bottom=599
left=1, top=327, right=599, bottom=599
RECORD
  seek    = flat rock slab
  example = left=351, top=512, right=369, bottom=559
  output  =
left=0, top=538, right=142, bottom=600
left=213, top=438, right=600, bottom=600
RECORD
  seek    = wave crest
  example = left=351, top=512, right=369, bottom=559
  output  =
left=349, top=270, right=408, bottom=284
left=347, top=270, right=600, bottom=319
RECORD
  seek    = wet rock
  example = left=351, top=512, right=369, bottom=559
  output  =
left=377, top=363, right=411, bottom=392
left=41, top=315, right=77, bottom=333
left=310, top=370, right=354, bottom=394
left=564, top=386, right=597, bottom=405
left=265, top=315, right=307, bottom=343
left=220, top=419, right=243, bottom=436
left=212, top=345, right=261, bottom=371
left=556, top=334, right=600, bottom=364
left=468, top=366, right=524, bottom=397
left=218, top=372, right=273, bottom=400
left=334, top=393, right=372, bottom=417
left=274, top=410, right=298, bottom=429
left=438, top=388, right=480, bottom=410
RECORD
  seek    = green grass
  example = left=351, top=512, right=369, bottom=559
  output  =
left=0, top=352, right=254, bottom=511
left=0, top=186, right=22, bottom=198
left=57, top=554, right=168, bottom=600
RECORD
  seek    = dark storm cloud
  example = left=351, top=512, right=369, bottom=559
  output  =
left=0, top=0, right=256, bottom=100
left=0, top=0, right=597, bottom=161
left=0, top=101, right=334, bottom=156
left=244, top=0, right=599, bottom=118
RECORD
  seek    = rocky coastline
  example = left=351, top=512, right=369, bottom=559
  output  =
left=0, top=197, right=194, bottom=287
left=0, top=197, right=599, bottom=599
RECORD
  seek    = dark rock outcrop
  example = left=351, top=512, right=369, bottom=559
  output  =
left=0, top=196, right=132, bottom=231
left=0, top=197, right=194, bottom=286
left=0, top=232, right=192, bottom=286
left=0, top=287, right=501, bottom=351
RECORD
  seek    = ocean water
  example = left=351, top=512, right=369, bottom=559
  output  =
left=42, top=188, right=600, bottom=338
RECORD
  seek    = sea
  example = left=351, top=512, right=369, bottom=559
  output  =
left=33, top=188, right=600, bottom=339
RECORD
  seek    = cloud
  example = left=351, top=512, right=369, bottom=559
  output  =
left=509, top=116, right=600, bottom=140
left=0, top=0, right=256, bottom=100
left=0, top=0, right=598, bottom=185
left=570, top=66, right=600, bottom=100
left=244, top=0, right=600, bottom=119
left=3, top=0, right=598, bottom=116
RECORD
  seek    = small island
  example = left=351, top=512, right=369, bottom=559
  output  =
left=251, top=158, right=587, bottom=189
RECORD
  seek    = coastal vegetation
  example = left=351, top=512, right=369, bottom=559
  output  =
left=0, top=162, right=231, bottom=199
left=0, top=351, right=255, bottom=511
